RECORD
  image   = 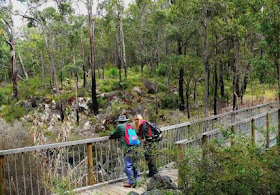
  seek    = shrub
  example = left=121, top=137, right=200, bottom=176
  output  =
left=107, top=67, right=118, bottom=78
left=160, top=94, right=179, bottom=109
left=157, top=63, right=168, bottom=76
left=178, top=136, right=280, bottom=194
left=1, top=105, right=26, bottom=123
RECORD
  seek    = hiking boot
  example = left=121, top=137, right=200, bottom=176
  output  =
left=123, top=183, right=136, bottom=188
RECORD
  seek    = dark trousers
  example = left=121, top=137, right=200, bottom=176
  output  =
left=144, top=143, right=158, bottom=174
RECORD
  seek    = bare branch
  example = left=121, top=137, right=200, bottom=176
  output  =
left=5, top=40, right=12, bottom=47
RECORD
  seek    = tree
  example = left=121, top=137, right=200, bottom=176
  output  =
left=0, top=0, right=19, bottom=100
left=87, top=0, right=99, bottom=115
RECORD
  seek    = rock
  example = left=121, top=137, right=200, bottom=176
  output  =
left=143, top=79, right=156, bottom=94
left=83, top=121, right=91, bottom=130
left=127, top=191, right=140, bottom=195
left=141, top=189, right=182, bottom=195
left=147, top=174, right=177, bottom=191
left=51, top=100, right=57, bottom=110
left=42, top=97, right=52, bottom=104
left=78, top=97, right=91, bottom=112
left=20, top=100, right=32, bottom=110
left=133, top=86, right=142, bottom=95
left=100, top=93, right=109, bottom=98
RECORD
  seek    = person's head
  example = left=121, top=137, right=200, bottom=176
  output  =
left=133, top=114, right=143, bottom=130
left=116, top=115, right=129, bottom=124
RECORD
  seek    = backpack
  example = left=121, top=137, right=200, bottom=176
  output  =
left=146, top=121, right=163, bottom=142
left=124, top=124, right=140, bottom=146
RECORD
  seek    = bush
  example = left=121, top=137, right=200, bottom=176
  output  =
left=107, top=67, right=118, bottom=78
left=19, top=77, right=49, bottom=99
left=179, top=137, right=280, bottom=194
left=0, top=86, right=12, bottom=105
left=1, top=105, right=26, bottom=123
left=157, top=63, right=168, bottom=76
left=0, top=91, right=7, bottom=105
left=160, top=94, right=179, bottom=109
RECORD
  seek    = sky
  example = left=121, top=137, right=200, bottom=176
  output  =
left=11, top=0, right=135, bottom=30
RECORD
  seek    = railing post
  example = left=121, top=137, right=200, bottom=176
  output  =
left=251, top=118, right=255, bottom=146
left=177, top=143, right=185, bottom=189
left=266, top=113, right=270, bottom=148
left=87, top=143, right=95, bottom=185
left=201, top=134, right=208, bottom=157
left=231, top=125, right=236, bottom=146
left=0, top=155, right=5, bottom=195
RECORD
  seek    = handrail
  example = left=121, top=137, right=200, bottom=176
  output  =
left=0, top=136, right=110, bottom=155
left=175, top=107, right=279, bottom=146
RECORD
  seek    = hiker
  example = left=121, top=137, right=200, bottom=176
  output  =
left=109, top=115, right=139, bottom=188
left=133, top=114, right=159, bottom=177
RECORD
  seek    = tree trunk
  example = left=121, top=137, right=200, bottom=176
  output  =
left=40, top=51, right=45, bottom=77
left=214, top=55, right=218, bottom=115
left=193, top=79, right=197, bottom=104
left=219, top=62, right=225, bottom=97
left=119, top=18, right=127, bottom=79
left=214, top=37, right=218, bottom=115
left=179, top=68, right=184, bottom=111
left=141, top=60, right=144, bottom=73
left=59, top=47, right=63, bottom=89
left=18, top=53, right=28, bottom=80
left=11, top=41, right=18, bottom=100
left=88, top=0, right=99, bottom=115
left=203, top=3, right=209, bottom=117
left=233, top=39, right=240, bottom=111
left=75, top=72, right=79, bottom=125
left=178, top=40, right=184, bottom=111
left=81, top=32, right=87, bottom=88
left=116, top=25, right=122, bottom=84
left=186, top=82, right=190, bottom=118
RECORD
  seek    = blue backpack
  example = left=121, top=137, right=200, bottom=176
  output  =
left=124, top=124, right=140, bottom=146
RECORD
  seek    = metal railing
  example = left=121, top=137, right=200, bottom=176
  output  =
left=0, top=101, right=278, bottom=194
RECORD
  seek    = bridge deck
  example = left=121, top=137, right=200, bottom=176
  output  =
left=79, top=168, right=178, bottom=195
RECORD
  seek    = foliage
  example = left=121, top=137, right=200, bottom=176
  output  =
left=251, top=57, right=275, bottom=84
left=179, top=137, right=280, bottom=194
left=0, top=105, right=26, bottom=123
left=160, top=94, right=179, bottom=109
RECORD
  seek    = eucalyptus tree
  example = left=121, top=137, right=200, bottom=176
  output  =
left=0, top=0, right=19, bottom=100
left=87, top=0, right=99, bottom=115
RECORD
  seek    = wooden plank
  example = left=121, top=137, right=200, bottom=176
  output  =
left=97, top=185, right=120, bottom=195
left=108, top=183, right=135, bottom=194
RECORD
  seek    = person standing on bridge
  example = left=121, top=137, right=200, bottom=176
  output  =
left=133, top=114, right=158, bottom=177
left=109, top=115, right=139, bottom=188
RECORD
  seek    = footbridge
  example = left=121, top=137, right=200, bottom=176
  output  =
left=0, top=102, right=279, bottom=195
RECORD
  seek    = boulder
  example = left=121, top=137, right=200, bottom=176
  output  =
left=147, top=174, right=177, bottom=191
left=20, top=100, right=32, bottom=110
left=142, top=79, right=156, bottom=94
left=133, top=86, right=142, bottom=95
